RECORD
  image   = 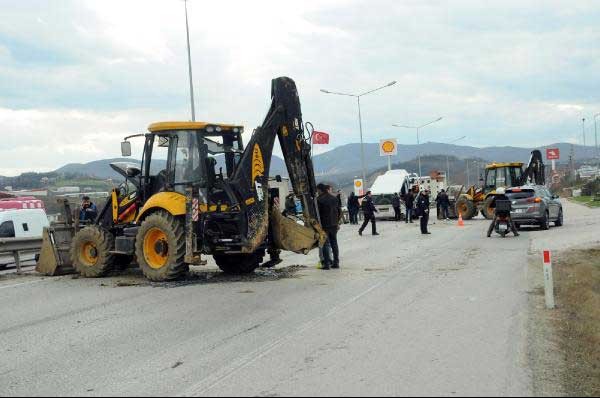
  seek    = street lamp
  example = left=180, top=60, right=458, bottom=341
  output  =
left=392, top=117, right=443, bottom=176
left=184, top=0, right=196, bottom=121
left=444, top=136, right=466, bottom=185
left=594, top=113, right=600, bottom=165
left=320, top=81, right=397, bottom=184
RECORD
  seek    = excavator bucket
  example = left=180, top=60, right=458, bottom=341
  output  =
left=36, top=199, right=77, bottom=276
left=270, top=208, right=326, bottom=255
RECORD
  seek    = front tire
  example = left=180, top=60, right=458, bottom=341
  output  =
left=135, top=211, right=188, bottom=281
left=555, top=209, right=564, bottom=227
left=70, top=226, right=115, bottom=278
left=482, top=196, right=496, bottom=220
left=214, top=253, right=263, bottom=275
left=456, top=197, right=476, bottom=220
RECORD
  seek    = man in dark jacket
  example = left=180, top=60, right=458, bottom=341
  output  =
left=347, top=192, right=360, bottom=225
left=359, top=191, right=379, bottom=236
left=317, top=184, right=341, bottom=269
left=417, top=190, right=431, bottom=235
left=436, top=189, right=451, bottom=220
left=79, top=196, right=98, bottom=223
left=392, top=193, right=402, bottom=221
left=404, top=190, right=415, bottom=224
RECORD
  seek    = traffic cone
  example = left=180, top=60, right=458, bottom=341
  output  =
left=458, top=212, right=465, bottom=227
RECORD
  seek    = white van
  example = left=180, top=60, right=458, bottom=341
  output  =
left=0, top=209, right=49, bottom=239
left=370, top=169, right=411, bottom=220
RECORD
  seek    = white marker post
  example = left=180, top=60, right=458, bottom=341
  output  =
left=543, top=250, right=555, bottom=309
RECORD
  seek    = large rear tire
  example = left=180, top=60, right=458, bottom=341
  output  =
left=456, top=197, right=476, bottom=220
left=540, top=211, right=551, bottom=231
left=135, top=211, right=188, bottom=281
left=214, top=253, right=263, bottom=275
left=482, top=196, right=496, bottom=220
left=70, top=226, right=115, bottom=278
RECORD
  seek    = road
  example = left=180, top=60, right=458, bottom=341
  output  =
left=0, top=200, right=598, bottom=397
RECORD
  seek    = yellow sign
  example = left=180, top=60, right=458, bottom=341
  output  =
left=355, top=180, right=363, bottom=188
left=380, top=139, right=398, bottom=156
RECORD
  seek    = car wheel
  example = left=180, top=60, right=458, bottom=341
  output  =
left=555, top=208, right=564, bottom=227
left=540, top=211, right=550, bottom=231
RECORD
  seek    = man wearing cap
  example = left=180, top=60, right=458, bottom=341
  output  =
left=359, top=191, right=379, bottom=236
left=417, top=190, right=431, bottom=235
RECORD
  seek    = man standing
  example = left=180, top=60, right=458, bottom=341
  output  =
left=359, top=191, right=379, bottom=236
left=317, top=184, right=341, bottom=269
left=392, top=193, right=402, bottom=222
left=404, top=190, right=415, bottom=224
left=437, top=189, right=451, bottom=220
left=417, top=190, right=431, bottom=235
left=347, top=192, right=360, bottom=225
left=79, top=196, right=98, bottom=223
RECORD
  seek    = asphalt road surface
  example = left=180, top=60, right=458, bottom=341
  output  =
left=1, top=200, right=598, bottom=397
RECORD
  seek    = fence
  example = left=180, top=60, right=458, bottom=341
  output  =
left=0, top=237, right=42, bottom=273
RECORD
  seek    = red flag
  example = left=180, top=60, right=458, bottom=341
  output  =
left=312, top=131, right=330, bottom=145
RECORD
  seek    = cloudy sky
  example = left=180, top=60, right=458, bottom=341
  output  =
left=1, top=0, right=599, bottom=176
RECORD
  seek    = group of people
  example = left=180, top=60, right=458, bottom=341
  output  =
left=346, top=189, right=452, bottom=236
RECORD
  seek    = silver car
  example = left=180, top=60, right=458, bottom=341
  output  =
left=506, top=186, right=564, bottom=230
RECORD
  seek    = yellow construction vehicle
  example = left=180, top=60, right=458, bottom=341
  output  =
left=455, top=151, right=546, bottom=220
left=37, top=77, right=326, bottom=281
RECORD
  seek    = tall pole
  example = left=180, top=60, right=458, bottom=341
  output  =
left=184, top=0, right=196, bottom=121
left=357, top=96, right=366, bottom=184
left=594, top=113, right=599, bottom=165
left=417, top=127, right=422, bottom=176
left=582, top=118, right=586, bottom=147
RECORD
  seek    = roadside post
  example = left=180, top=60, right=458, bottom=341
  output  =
left=543, top=250, right=556, bottom=309
left=380, top=139, right=398, bottom=171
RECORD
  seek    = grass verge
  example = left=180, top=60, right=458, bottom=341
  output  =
left=553, top=247, right=600, bottom=396
left=570, top=196, right=600, bottom=208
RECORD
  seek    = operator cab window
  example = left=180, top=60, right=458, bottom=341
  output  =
left=0, top=221, right=15, bottom=238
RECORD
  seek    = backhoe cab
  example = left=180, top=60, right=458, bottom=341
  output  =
left=39, top=77, right=326, bottom=281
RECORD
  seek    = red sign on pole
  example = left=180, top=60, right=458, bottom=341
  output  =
left=312, top=131, right=330, bottom=145
left=546, top=148, right=560, bottom=160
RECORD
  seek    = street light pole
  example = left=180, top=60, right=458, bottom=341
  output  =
left=321, top=81, right=397, bottom=185
left=444, top=136, right=466, bottom=185
left=582, top=118, right=586, bottom=147
left=594, top=113, right=600, bottom=165
left=184, top=0, right=196, bottom=121
left=392, top=117, right=443, bottom=177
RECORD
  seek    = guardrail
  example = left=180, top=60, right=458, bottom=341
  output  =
left=0, top=237, right=42, bottom=274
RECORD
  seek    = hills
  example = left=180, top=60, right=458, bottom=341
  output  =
left=1, top=142, right=596, bottom=190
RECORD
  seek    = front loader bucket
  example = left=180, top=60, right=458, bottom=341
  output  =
left=36, top=225, right=76, bottom=276
left=270, top=208, right=326, bottom=255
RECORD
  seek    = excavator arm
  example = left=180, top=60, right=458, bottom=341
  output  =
left=226, top=77, right=325, bottom=254
left=520, top=150, right=546, bottom=186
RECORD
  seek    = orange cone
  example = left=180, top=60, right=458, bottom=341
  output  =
left=458, top=212, right=465, bottom=227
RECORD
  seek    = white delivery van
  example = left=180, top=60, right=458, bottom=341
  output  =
left=370, top=169, right=411, bottom=220
left=0, top=209, right=49, bottom=239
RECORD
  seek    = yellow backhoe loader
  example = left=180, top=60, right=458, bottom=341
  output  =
left=37, top=77, right=326, bottom=281
left=455, top=151, right=546, bottom=220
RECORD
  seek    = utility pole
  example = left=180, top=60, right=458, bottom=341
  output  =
left=582, top=118, right=586, bottom=147
left=184, top=0, right=196, bottom=121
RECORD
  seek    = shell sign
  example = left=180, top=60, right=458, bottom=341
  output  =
left=380, top=139, right=398, bottom=157
left=354, top=179, right=364, bottom=195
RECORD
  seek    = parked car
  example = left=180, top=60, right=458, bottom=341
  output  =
left=505, top=186, right=563, bottom=230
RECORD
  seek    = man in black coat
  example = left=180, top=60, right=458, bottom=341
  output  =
left=347, top=192, right=360, bottom=225
left=317, top=184, right=341, bottom=269
left=404, top=190, right=415, bottom=224
left=417, top=190, right=432, bottom=235
left=392, top=193, right=402, bottom=221
left=436, top=189, right=451, bottom=220
left=359, top=191, right=379, bottom=236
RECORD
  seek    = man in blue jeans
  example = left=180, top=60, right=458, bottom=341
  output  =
left=317, top=184, right=341, bottom=270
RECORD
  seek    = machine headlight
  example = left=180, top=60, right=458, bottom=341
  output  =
left=206, top=126, right=215, bottom=133
left=215, top=127, right=222, bottom=132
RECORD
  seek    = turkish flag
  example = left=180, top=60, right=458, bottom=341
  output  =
left=312, top=131, right=330, bottom=145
